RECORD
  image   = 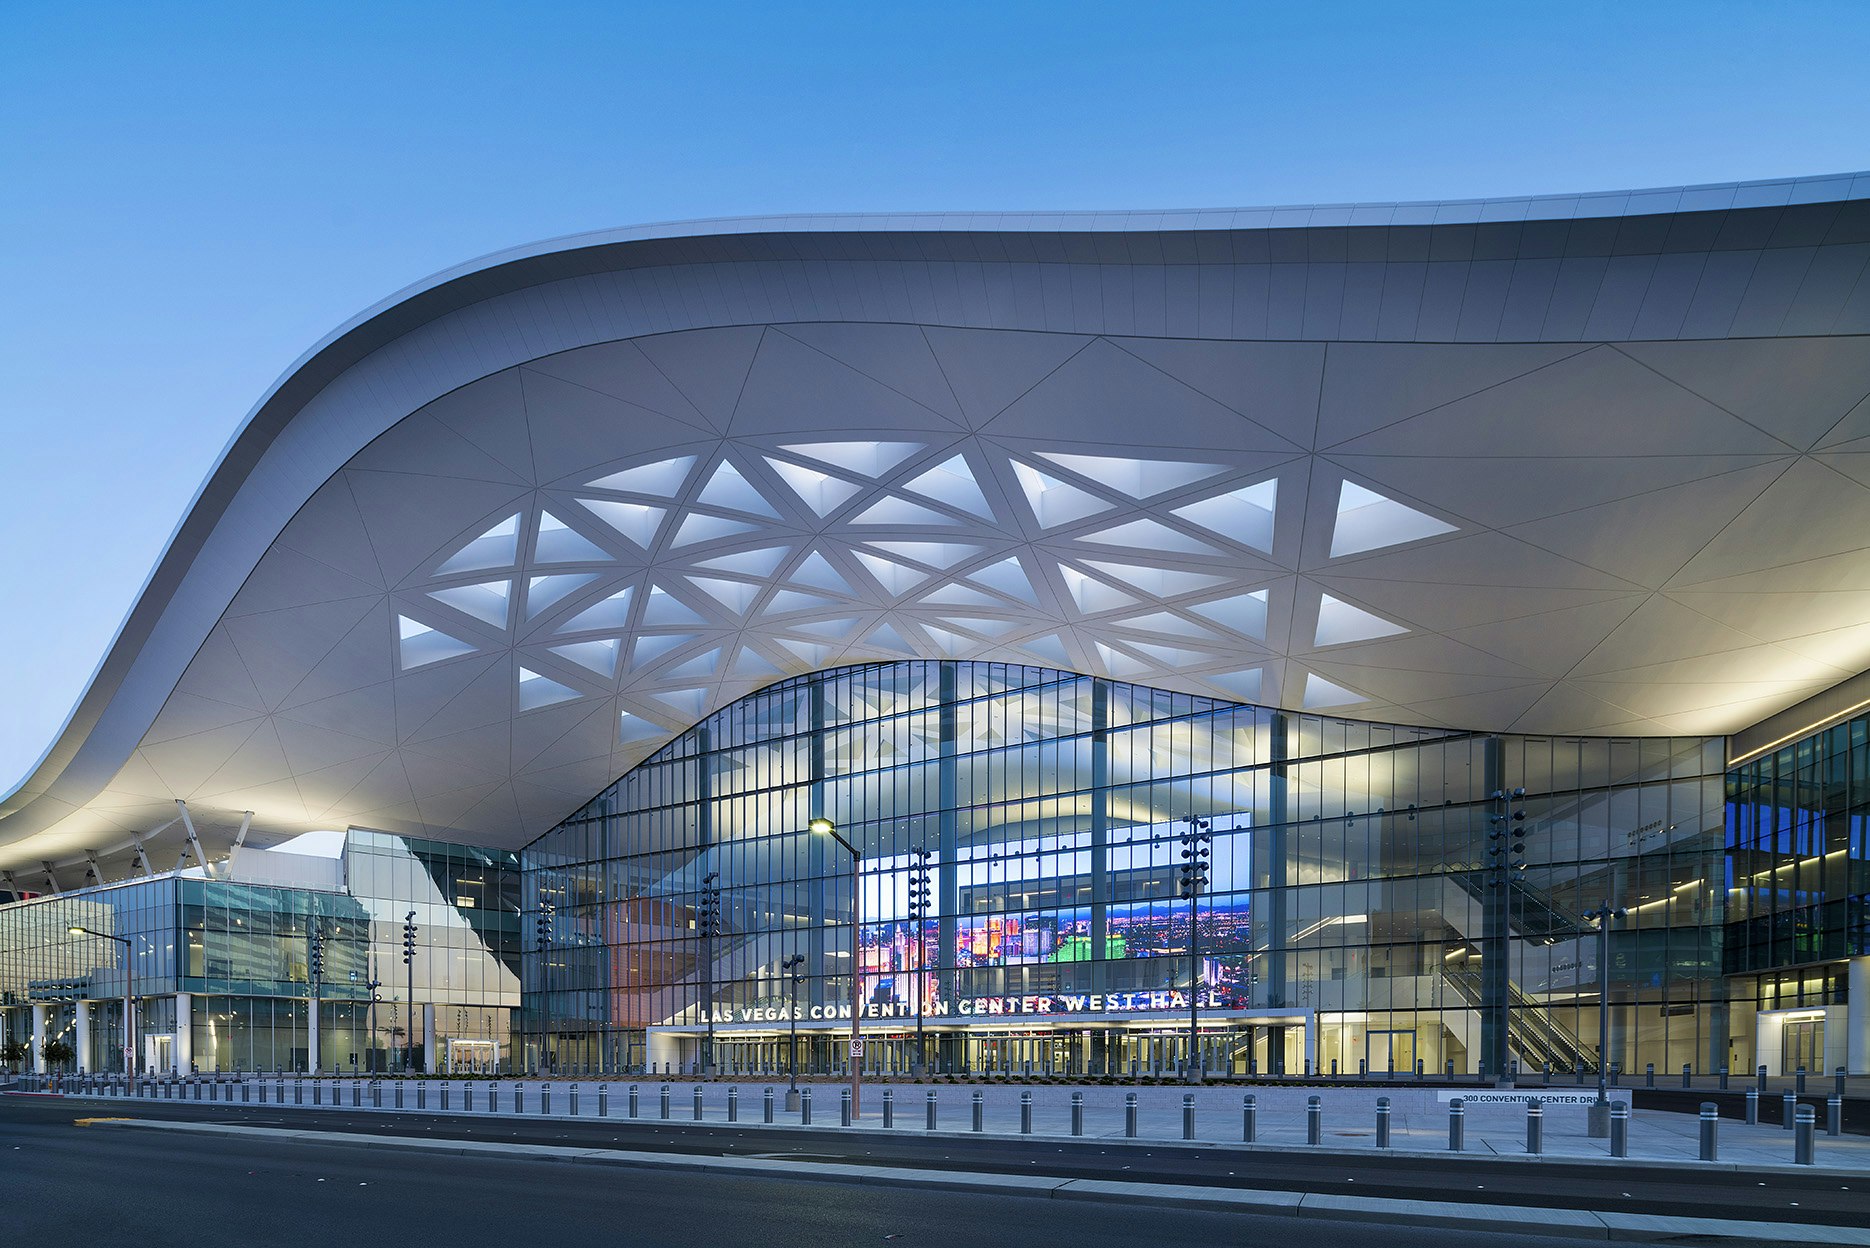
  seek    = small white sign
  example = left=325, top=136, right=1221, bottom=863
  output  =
left=848, top=1039, right=865, bottom=1057
left=1436, top=1090, right=1600, bottom=1106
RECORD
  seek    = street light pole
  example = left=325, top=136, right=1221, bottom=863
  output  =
left=365, top=959, right=382, bottom=1075
left=1584, top=900, right=1625, bottom=1138
left=68, top=926, right=134, bottom=1075
left=401, top=911, right=417, bottom=1073
left=809, top=817, right=862, bottom=1117
left=782, top=953, right=805, bottom=1105
left=698, top=873, right=721, bottom=1078
left=1177, top=817, right=1212, bottom=1083
left=308, top=919, right=325, bottom=1073
left=908, top=847, right=933, bottom=1080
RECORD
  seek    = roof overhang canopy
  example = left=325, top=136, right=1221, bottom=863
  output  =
left=6, top=172, right=1870, bottom=874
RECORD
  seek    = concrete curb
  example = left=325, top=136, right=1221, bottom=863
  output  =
left=98, top=1117, right=1870, bottom=1245
left=22, top=1089, right=1865, bottom=1178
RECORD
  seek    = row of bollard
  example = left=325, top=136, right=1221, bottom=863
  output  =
left=34, top=1074, right=1844, bottom=1163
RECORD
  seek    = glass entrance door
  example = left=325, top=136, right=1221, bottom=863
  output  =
left=1366, top=1029, right=1415, bottom=1075
left=1781, top=1020, right=1823, bottom=1075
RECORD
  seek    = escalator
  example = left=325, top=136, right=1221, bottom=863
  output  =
left=1444, top=966, right=1595, bottom=1073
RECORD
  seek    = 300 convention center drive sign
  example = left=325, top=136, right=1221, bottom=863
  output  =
left=711, top=990, right=1234, bottom=1026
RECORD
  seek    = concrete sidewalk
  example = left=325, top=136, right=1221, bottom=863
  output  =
left=25, top=1073, right=1870, bottom=1172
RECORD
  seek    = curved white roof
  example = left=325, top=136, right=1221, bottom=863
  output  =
left=7, top=172, right=1870, bottom=875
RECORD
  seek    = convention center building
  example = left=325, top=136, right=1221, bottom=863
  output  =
left=3, top=173, right=1869, bottom=1081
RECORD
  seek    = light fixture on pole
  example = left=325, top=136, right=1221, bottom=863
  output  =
left=68, top=926, right=135, bottom=1075
left=782, top=952, right=806, bottom=1108
left=697, top=872, right=722, bottom=1077
left=1176, top=817, right=1212, bottom=1084
left=1486, top=786, right=1530, bottom=1083
left=907, top=847, right=933, bottom=1079
left=809, top=816, right=863, bottom=1117
left=308, top=918, right=326, bottom=1073
left=1583, top=899, right=1625, bottom=1138
left=535, top=893, right=555, bottom=1074
left=401, top=910, right=418, bottom=1073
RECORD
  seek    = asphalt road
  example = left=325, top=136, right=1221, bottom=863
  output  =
left=0, top=1095, right=1771, bottom=1248
left=5, top=1092, right=1865, bottom=1236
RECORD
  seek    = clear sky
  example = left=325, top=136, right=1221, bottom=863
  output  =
left=1, top=0, right=1867, bottom=792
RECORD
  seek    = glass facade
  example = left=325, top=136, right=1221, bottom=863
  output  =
left=521, top=662, right=1731, bottom=1078
left=0, top=832, right=520, bottom=1073
left=1726, top=714, right=1870, bottom=1073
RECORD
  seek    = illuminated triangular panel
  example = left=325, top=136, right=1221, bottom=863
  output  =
left=588, top=456, right=696, bottom=496
left=1037, top=453, right=1228, bottom=497
left=763, top=457, right=865, bottom=516
left=849, top=495, right=960, bottom=526
left=864, top=540, right=983, bottom=570
left=696, top=460, right=781, bottom=517
left=1314, top=594, right=1409, bottom=647
left=688, top=576, right=762, bottom=615
left=1080, top=560, right=1231, bottom=597
left=397, top=616, right=476, bottom=669
left=631, top=634, right=696, bottom=666
left=437, top=514, right=521, bottom=575
left=641, top=585, right=706, bottom=625
left=1172, top=480, right=1278, bottom=553
left=549, top=638, right=621, bottom=679
left=517, top=666, right=581, bottom=711
left=1302, top=672, right=1367, bottom=709
left=693, top=546, right=790, bottom=577
left=901, top=455, right=994, bottom=518
left=787, top=551, right=855, bottom=597
left=579, top=498, right=666, bottom=549
left=560, top=587, right=633, bottom=633
left=525, top=573, right=598, bottom=620
left=532, top=511, right=610, bottom=564
left=1012, top=461, right=1115, bottom=527
left=854, top=551, right=932, bottom=594
left=1074, top=518, right=1224, bottom=556
left=779, top=441, right=924, bottom=478
left=428, top=580, right=512, bottom=629
left=969, top=556, right=1039, bottom=605
left=1059, top=566, right=1141, bottom=613
left=1330, top=481, right=1457, bottom=558
left=670, top=512, right=761, bottom=547
left=1188, top=591, right=1270, bottom=640
left=618, top=710, right=664, bottom=743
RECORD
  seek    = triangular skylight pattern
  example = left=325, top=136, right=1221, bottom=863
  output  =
left=1037, top=453, right=1227, bottom=498
left=1172, top=480, right=1277, bottom=553
left=1302, top=673, right=1367, bottom=709
left=901, top=455, right=993, bottom=518
left=428, top=580, right=512, bottom=628
left=518, top=666, right=581, bottom=711
left=1314, top=594, right=1409, bottom=647
left=549, top=638, right=621, bottom=678
left=436, top=515, right=520, bottom=575
left=533, top=512, right=610, bottom=564
left=1330, top=482, right=1457, bottom=558
left=697, top=460, right=781, bottom=517
left=579, top=499, right=665, bottom=548
left=589, top=456, right=696, bottom=496
left=560, top=587, right=633, bottom=634
left=397, top=616, right=476, bottom=669
left=1012, top=461, right=1115, bottom=527
left=780, top=441, right=923, bottom=478
left=764, top=457, right=865, bottom=515
left=526, top=573, right=598, bottom=620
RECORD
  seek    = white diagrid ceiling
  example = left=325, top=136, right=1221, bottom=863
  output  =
left=6, top=176, right=1870, bottom=877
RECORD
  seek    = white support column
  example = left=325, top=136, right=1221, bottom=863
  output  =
left=75, top=1001, right=92, bottom=1073
left=31, top=1005, right=48, bottom=1073
left=40, top=862, right=61, bottom=895
left=175, top=800, right=209, bottom=873
left=423, top=1003, right=437, bottom=1074
left=223, top=811, right=254, bottom=879
left=307, top=999, right=320, bottom=1073
left=174, top=993, right=192, bottom=1073
left=1849, top=956, right=1870, bottom=1075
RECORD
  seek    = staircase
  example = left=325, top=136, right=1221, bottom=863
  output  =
left=1444, top=967, right=1594, bottom=1073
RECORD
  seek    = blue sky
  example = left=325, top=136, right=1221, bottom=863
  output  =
left=2, top=0, right=1867, bottom=791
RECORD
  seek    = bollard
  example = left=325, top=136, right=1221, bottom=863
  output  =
left=1446, top=1059, right=1455, bottom=1081
left=313, top=1080, right=321, bottom=1106
left=1183, top=1093, right=1195, bottom=1141
left=259, top=1079, right=267, bottom=1105
left=297, top=1077, right=305, bottom=1105
left=393, top=1082, right=401, bottom=1110
left=1719, top=1066, right=1729, bottom=1091
left=441, top=1083, right=449, bottom=1111
left=1021, top=1090, right=1033, bottom=1135
left=1839, top=1068, right=1849, bottom=1099
left=656, top=1084, right=669, bottom=1120
left=801, top=1086, right=813, bottom=1125
left=1828, top=1094, right=1843, bottom=1138
left=513, top=1084, right=522, bottom=1114
left=1699, top=1102, right=1718, bottom=1161
left=417, top=1083, right=426, bottom=1110
left=242, top=1081, right=251, bottom=1104
left=1070, top=1091, right=1084, bottom=1136
left=599, top=1082, right=609, bottom=1116
left=927, top=1090, right=938, bottom=1130
left=1307, top=1095, right=1322, bottom=1145
left=1377, top=1096, right=1391, bottom=1149
left=1745, top=1087, right=1758, bottom=1125
left=1682, top=1064, right=1691, bottom=1089
left=764, top=1086, right=775, bottom=1123
left=1448, top=1098, right=1465, bottom=1151
left=728, top=1086, right=738, bottom=1123
left=1782, top=1091, right=1796, bottom=1131
left=1796, top=1066, right=1807, bottom=1095
left=1756, top=1064, right=1768, bottom=1093
left=973, top=1090, right=985, bottom=1133
left=694, top=1085, right=704, bottom=1122
left=1124, top=1092, right=1138, bottom=1138
left=1576, top=1063, right=1585, bottom=1087
left=1795, top=1105, right=1816, bottom=1165
left=882, top=1089, right=892, bottom=1129
left=1243, top=1094, right=1258, bottom=1142
left=568, top=1084, right=577, bottom=1116
left=1645, top=1063, right=1655, bottom=1089
left=628, top=1084, right=639, bottom=1118
left=1525, top=1098, right=1543, bottom=1155
left=1610, top=1101, right=1628, bottom=1159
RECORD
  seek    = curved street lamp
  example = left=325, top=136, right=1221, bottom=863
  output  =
left=68, top=926, right=136, bottom=1075
left=808, top=817, right=863, bottom=1117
